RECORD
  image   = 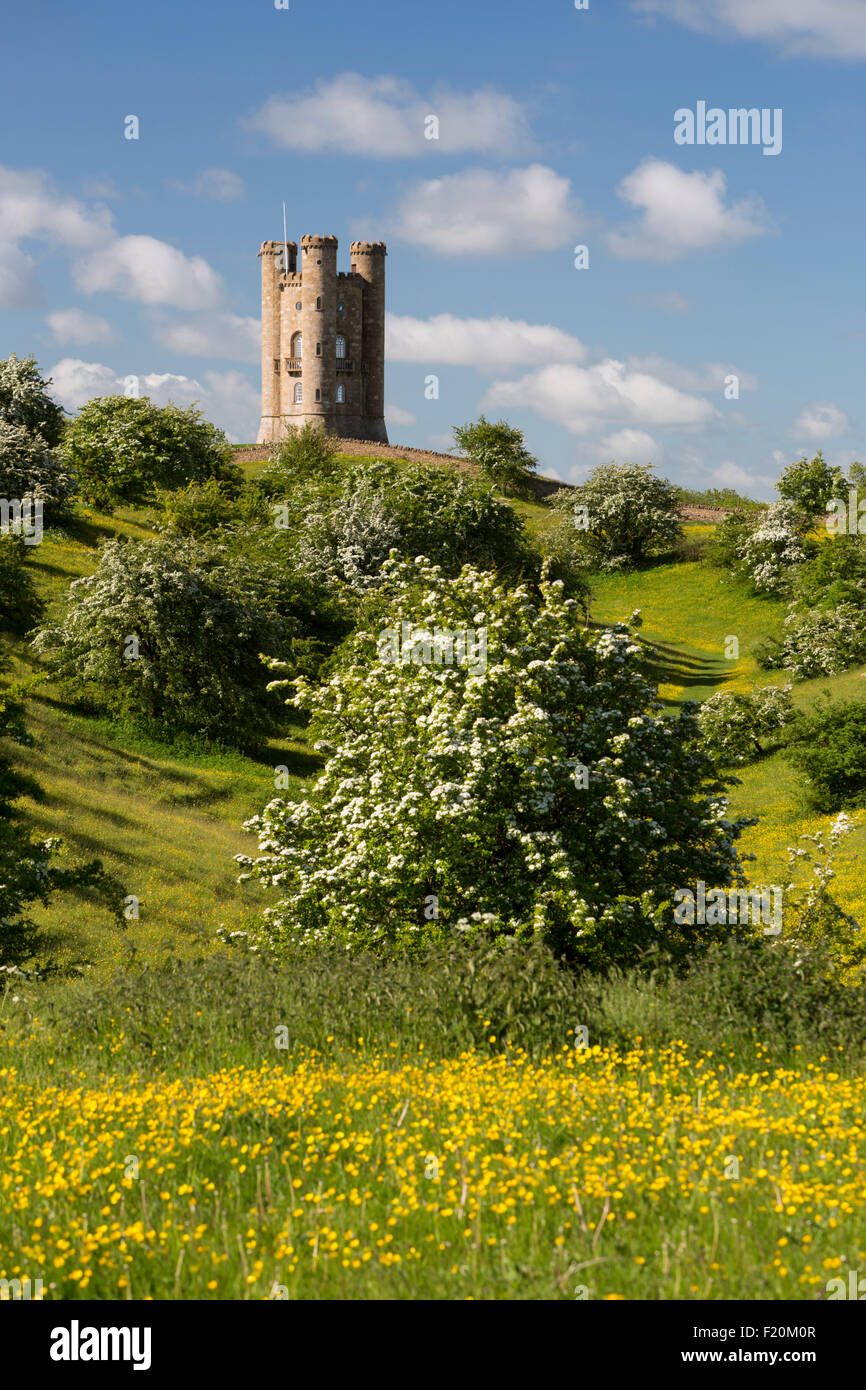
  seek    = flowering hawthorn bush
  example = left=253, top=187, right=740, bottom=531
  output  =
left=289, top=460, right=533, bottom=595
left=238, top=559, right=752, bottom=968
left=776, top=604, right=866, bottom=678
left=0, top=354, right=65, bottom=447
left=735, top=500, right=809, bottom=595
left=556, top=462, right=682, bottom=570
left=0, top=423, right=76, bottom=520
left=60, top=395, right=236, bottom=509
left=697, top=685, right=795, bottom=765
left=32, top=536, right=297, bottom=742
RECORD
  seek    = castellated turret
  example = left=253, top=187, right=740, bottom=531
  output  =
left=256, top=232, right=388, bottom=445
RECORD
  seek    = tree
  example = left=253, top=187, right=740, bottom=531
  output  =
left=0, top=673, right=121, bottom=968
left=237, top=558, right=752, bottom=968
left=452, top=416, right=538, bottom=495
left=0, top=354, right=65, bottom=446
left=734, top=500, right=811, bottom=595
left=0, top=422, right=76, bottom=521
left=785, top=698, right=866, bottom=811
left=697, top=685, right=795, bottom=765
left=290, top=460, right=534, bottom=594
left=262, top=422, right=341, bottom=490
left=60, top=396, right=236, bottom=509
left=776, top=451, right=847, bottom=519
left=557, top=461, right=682, bottom=569
left=32, top=536, right=300, bottom=743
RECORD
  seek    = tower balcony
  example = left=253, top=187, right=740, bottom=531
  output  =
left=285, top=358, right=302, bottom=373
left=336, top=359, right=353, bottom=372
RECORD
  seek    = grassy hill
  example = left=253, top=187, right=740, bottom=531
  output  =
left=5, top=454, right=865, bottom=971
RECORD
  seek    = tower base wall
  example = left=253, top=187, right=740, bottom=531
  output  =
left=257, top=413, right=388, bottom=445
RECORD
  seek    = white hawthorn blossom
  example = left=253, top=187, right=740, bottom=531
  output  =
left=237, top=558, right=751, bottom=967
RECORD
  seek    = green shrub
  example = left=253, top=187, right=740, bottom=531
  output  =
left=0, top=423, right=76, bottom=521
left=0, top=354, right=65, bottom=447
left=786, top=698, right=866, bottom=810
left=154, top=476, right=237, bottom=537
left=451, top=415, right=538, bottom=496
left=262, top=423, right=341, bottom=490
left=238, top=558, right=751, bottom=967
left=556, top=462, right=682, bottom=570
left=60, top=396, right=236, bottom=509
left=776, top=450, right=847, bottom=519
left=791, top=535, right=866, bottom=610
left=32, top=536, right=299, bottom=743
left=0, top=534, right=44, bottom=635
left=697, top=685, right=795, bottom=765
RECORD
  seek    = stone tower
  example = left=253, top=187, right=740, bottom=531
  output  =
left=256, top=232, right=388, bottom=445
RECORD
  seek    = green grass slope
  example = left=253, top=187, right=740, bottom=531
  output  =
left=4, top=478, right=865, bottom=971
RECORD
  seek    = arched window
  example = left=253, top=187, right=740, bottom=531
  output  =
left=294, top=382, right=302, bottom=404
left=291, top=332, right=302, bottom=358
left=336, top=335, right=347, bottom=359
left=336, top=384, right=346, bottom=404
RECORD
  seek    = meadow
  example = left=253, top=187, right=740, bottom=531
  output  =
left=2, top=943, right=865, bottom=1301
left=3, top=457, right=865, bottom=1301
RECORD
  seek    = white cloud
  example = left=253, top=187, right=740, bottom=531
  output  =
left=631, top=291, right=692, bottom=314
left=151, top=311, right=260, bottom=363
left=170, top=168, right=245, bottom=201
left=392, top=165, right=581, bottom=255
left=386, top=312, right=587, bottom=366
left=74, top=235, right=225, bottom=309
left=48, top=359, right=259, bottom=442
left=245, top=74, right=532, bottom=157
left=791, top=400, right=850, bottom=441
left=599, top=428, right=660, bottom=459
left=0, top=241, right=41, bottom=309
left=632, top=0, right=866, bottom=61
left=424, top=433, right=458, bottom=453
left=626, top=353, right=757, bottom=393
left=482, top=360, right=718, bottom=436
left=48, top=358, right=118, bottom=410
left=712, top=459, right=777, bottom=495
left=0, top=165, right=113, bottom=249
left=386, top=404, right=417, bottom=427
left=607, top=158, right=771, bottom=261
left=0, top=164, right=228, bottom=312
left=47, top=308, right=115, bottom=345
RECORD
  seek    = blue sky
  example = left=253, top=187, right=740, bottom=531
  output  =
left=1, top=0, right=863, bottom=495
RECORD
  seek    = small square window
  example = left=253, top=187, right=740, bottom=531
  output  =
left=337, top=302, right=344, bottom=312
left=315, top=388, right=321, bottom=402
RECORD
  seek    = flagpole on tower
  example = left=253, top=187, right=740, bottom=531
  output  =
left=282, top=201, right=289, bottom=277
